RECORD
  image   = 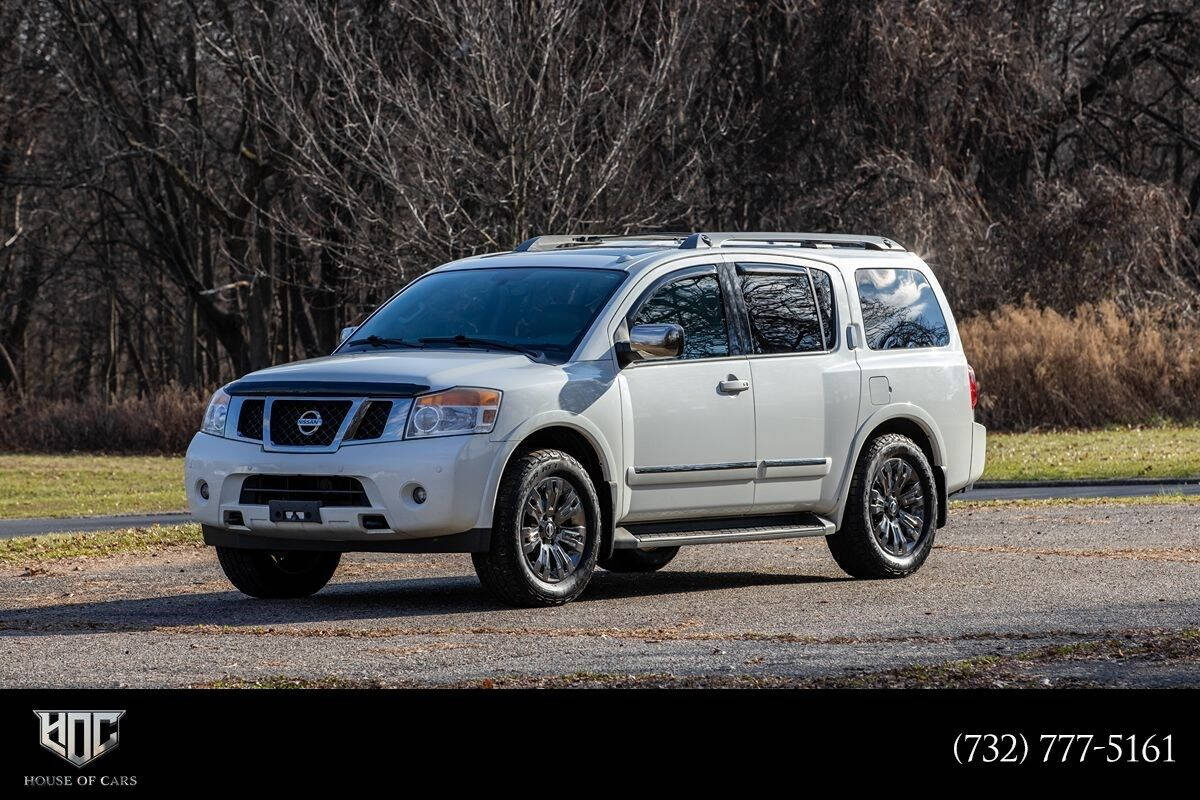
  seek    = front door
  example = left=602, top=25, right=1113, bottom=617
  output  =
left=619, top=267, right=756, bottom=522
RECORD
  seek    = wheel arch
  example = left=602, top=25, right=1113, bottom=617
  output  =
left=481, top=420, right=617, bottom=556
left=833, top=406, right=949, bottom=529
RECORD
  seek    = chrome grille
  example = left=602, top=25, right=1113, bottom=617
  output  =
left=347, top=400, right=393, bottom=441
left=268, top=400, right=352, bottom=447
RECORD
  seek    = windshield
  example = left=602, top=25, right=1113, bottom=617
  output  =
left=342, top=267, right=627, bottom=362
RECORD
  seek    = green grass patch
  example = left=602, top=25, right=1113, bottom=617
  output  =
left=954, top=493, right=1200, bottom=510
left=0, top=524, right=200, bottom=564
left=984, top=424, right=1200, bottom=481
left=0, top=454, right=185, bottom=519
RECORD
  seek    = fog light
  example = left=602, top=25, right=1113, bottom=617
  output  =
left=412, top=486, right=427, bottom=505
left=198, top=480, right=209, bottom=500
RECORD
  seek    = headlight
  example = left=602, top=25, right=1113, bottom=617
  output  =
left=405, top=387, right=501, bottom=438
left=201, top=387, right=232, bottom=436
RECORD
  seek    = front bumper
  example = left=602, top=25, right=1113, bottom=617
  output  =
left=185, top=431, right=503, bottom=544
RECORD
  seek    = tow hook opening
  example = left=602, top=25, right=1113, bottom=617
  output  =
left=361, top=514, right=390, bottom=531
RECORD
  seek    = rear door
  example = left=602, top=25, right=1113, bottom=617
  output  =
left=730, top=257, right=861, bottom=514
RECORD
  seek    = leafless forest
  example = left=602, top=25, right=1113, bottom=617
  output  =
left=2, top=1, right=1200, bottom=438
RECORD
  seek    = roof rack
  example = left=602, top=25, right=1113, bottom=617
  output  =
left=514, top=231, right=905, bottom=253
left=513, top=233, right=690, bottom=252
left=679, top=232, right=905, bottom=251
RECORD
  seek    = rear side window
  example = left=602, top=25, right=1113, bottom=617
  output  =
left=632, top=273, right=730, bottom=359
left=855, top=268, right=950, bottom=350
left=740, top=273, right=824, bottom=353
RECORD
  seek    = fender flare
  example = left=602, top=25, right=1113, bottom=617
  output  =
left=475, top=412, right=617, bottom=530
left=831, top=403, right=947, bottom=529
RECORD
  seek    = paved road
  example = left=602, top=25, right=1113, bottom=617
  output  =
left=1, top=502, right=1197, bottom=687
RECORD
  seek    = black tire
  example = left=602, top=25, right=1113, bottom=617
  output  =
left=826, top=433, right=938, bottom=579
left=215, top=547, right=341, bottom=599
left=599, top=546, right=680, bottom=573
left=472, top=448, right=601, bottom=607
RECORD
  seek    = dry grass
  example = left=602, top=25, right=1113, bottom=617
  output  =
left=0, top=388, right=204, bottom=455
left=960, top=302, right=1200, bottom=431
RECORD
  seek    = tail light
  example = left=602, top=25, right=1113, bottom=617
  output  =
left=967, top=365, right=978, bottom=409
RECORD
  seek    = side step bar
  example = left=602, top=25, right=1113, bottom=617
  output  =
left=613, top=512, right=834, bottom=550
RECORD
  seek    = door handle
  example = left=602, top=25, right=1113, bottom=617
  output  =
left=718, top=377, right=751, bottom=394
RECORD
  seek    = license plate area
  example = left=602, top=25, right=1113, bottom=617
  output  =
left=269, top=500, right=322, bottom=524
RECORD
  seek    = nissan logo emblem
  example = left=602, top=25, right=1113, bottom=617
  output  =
left=296, top=410, right=323, bottom=436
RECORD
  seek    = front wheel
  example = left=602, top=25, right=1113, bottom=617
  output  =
left=215, top=547, right=341, bottom=598
left=472, top=448, right=601, bottom=607
left=826, top=433, right=938, bottom=579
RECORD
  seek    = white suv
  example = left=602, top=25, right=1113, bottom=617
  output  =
left=186, top=232, right=986, bottom=606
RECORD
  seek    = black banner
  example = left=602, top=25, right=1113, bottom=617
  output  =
left=2, top=689, right=1195, bottom=789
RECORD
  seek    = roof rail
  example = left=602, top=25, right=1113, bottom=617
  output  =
left=514, top=233, right=690, bottom=252
left=514, top=231, right=906, bottom=253
left=680, top=232, right=905, bottom=251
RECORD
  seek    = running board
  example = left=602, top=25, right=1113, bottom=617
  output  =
left=613, top=512, right=834, bottom=550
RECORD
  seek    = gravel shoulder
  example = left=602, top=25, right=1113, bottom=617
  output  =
left=1, top=502, right=1198, bottom=688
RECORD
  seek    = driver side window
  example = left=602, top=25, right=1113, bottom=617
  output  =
left=632, top=273, right=730, bottom=360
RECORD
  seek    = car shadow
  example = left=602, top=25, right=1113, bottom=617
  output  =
left=0, top=569, right=847, bottom=637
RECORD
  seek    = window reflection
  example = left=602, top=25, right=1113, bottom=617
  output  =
left=811, top=269, right=837, bottom=349
left=855, top=268, right=949, bottom=350
left=632, top=273, right=729, bottom=359
left=740, top=273, right=824, bottom=353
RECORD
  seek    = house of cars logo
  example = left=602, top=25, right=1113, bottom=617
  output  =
left=296, top=409, right=323, bottom=436
left=34, top=710, right=125, bottom=768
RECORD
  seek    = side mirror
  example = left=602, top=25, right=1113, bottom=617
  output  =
left=627, top=323, right=684, bottom=361
left=338, top=326, right=358, bottom=347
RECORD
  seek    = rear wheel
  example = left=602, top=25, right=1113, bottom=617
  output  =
left=215, top=547, right=341, bottom=598
left=599, top=546, right=679, bottom=573
left=472, top=448, right=601, bottom=607
left=826, top=433, right=938, bottom=579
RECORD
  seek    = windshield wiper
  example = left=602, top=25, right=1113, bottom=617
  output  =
left=419, top=334, right=544, bottom=360
left=345, top=335, right=421, bottom=349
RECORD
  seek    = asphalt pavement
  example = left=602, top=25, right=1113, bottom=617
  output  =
left=2, top=501, right=1197, bottom=687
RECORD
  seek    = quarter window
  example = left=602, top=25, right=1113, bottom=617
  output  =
left=810, top=268, right=837, bottom=349
left=855, top=268, right=950, bottom=349
left=740, top=272, right=825, bottom=354
left=631, top=273, right=729, bottom=359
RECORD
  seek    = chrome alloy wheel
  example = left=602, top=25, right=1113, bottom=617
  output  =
left=869, top=457, right=927, bottom=556
left=521, top=476, right=587, bottom=583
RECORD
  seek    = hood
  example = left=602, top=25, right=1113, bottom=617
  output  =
left=225, top=350, right=547, bottom=397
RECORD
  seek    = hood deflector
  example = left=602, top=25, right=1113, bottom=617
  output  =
left=225, top=379, right=430, bottom=397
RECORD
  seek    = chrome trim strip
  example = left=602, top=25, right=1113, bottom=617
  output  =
left=635, top=458, right=826, bottom=473
left=633, top=461, right=758, bottom=474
